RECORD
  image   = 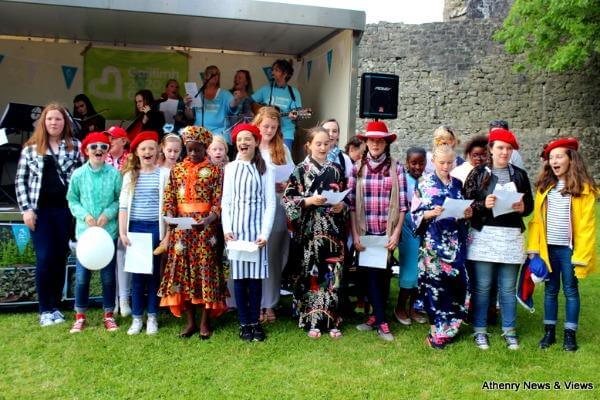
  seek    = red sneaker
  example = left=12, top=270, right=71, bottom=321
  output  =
left=103, top=312, right=119, bottom=332
left=70, top=313, right=86, bottom=333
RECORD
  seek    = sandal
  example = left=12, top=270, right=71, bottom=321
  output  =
left=329, top=329, right=342, bottom=339
left=308, top=328, right=321, bottom=339
left=265, top=308, right=276, bottom=323
left=410, top=310, right=427, bottom=324
left=259, top=309, right=267, bottom=324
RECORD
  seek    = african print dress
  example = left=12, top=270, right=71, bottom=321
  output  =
left=412, top=172, right=469, bottom=342
left=283, top=157, right=348, bottom=332
left=158, top=158, right=228, bottom=317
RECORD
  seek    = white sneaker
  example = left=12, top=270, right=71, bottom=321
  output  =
left=52, top=310, right=66, bottom=324
left=39, top=312, right=54, bottom=327
left=146, top=315, right=158, bottom=335
left=120, top=299, right=131, bottom=318
left=127, top=318, right=143, bottom=335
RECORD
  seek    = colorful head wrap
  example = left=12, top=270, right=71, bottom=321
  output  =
left=180, top=125, right=213, bottom=147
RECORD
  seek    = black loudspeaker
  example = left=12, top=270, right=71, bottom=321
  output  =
left=359, top=73, right=399, bottom=119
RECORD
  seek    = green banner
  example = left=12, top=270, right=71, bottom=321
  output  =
left=84, top=48, right=188, bottom=120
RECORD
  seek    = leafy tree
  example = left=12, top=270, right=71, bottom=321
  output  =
left=494, top=0, right=600, bottom=72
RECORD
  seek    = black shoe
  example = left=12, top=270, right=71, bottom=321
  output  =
left=563, top=329, right=578, bottom=352
left=252, top=324, right=266, bottom=342
left=539, top=324, right=556, bottom=349
left=239, top=325, right=253, bottom=341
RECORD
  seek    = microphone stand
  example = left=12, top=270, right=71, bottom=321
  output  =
left=195, top=75, right=212, bottom=128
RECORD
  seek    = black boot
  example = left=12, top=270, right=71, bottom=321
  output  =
left=539, top=324, right=556, bottom=349
left=563, top=329, right=578, bottom=352
left=239, top=325, right=253, bottom=341
left=252, top=324, right=266, bottom=342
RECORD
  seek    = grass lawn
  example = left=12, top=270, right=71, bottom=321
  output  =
left=1, top=213, right=599, bottom=400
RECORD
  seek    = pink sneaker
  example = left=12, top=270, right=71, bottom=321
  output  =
left=103, top=312, right=119, bottom=332
left=70, top=314, right=86, bottom=333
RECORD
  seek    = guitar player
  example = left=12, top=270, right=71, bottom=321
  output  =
left=251, top=59, right=302, bottom=150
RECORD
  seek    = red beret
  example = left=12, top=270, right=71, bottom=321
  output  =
left=232, top=123, right=261, bottom=144
left=82, top=132, right=110, bottom=156
left=357, top=121, right=397, bottom=142
left=104, top=126, right=128, bottom=140
left=542, top=137, right=579, bottom=160
left=130, top=131, right=159, bottom=153
left=488, top=128, right=519, bottom=150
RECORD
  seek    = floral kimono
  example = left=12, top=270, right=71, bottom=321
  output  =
left=283, top=157, right=348, bottom=332
left=412, top=172, right=469, bottom=342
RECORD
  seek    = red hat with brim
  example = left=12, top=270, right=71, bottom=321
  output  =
left=130, top=131, right=159, bottom=154
left=104, top=126, right=128, bottom=140
left=357, top=121, right=397, bottom=142
left=541, top=137, right=579, bottom=160
left=488, top=128, right=519, bottom=150
left=82, top=132, right=110, bottom=156
left=232, top=123, right=261, bottom=144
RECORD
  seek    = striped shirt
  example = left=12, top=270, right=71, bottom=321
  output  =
left=130, top=168, right=160, bottom=221
left=492, top=166, right=511, bottom=185
left=546, top=180, right=571, bottom=246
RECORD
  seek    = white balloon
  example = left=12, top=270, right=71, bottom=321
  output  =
left=76, top=227, right=115, bottom=271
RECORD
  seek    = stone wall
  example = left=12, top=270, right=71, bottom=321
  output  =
left=356, top=19, right=600, bottom=180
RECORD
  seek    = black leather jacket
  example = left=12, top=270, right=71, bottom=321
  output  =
left=462, top=164, right=533, bottom=232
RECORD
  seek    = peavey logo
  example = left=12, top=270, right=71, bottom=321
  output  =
left=374, top=86, right=392, bottom=91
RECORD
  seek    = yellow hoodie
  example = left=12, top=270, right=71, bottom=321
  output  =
left=527, top=183, right=597, bottom=278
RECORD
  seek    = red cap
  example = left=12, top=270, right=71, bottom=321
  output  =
left=82, top=132, right=110, bottom=156
left=104, top=126, right=128, bottom=140
left=130, top=131, right=159, bottom=153
left=232, top=123, right=261, bottom=144
left=541, top=137, right=579, bottom=160
left=357, top=121, right=397, bottom=142
left=488, top=128, right=519, bottom=150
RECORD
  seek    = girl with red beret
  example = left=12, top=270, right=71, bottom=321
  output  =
left=463, top=128, right=534, bottom=350
left=527, top=137, right=597, bottom=351
left=119, top=131, right=169, bottom=335
left=222, top=123, right=276, bottom=341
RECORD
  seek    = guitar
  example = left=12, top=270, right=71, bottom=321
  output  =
left=251, top=103, right=313, bottom=120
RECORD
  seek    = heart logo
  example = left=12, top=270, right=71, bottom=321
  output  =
left=88, top=66, right=123, bottom=100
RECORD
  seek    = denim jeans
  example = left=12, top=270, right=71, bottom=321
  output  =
left=74, top=239, right=117, bottom=313
left=234, top=278, right=262, bottom=325
left=30, top=208, right=71, bottom=313
left=129, top=220, right=160, bottom=318
left=544, top=245, right=580, bottom=330
left=367, top=267, right=392, bottom=325
left=472, top=261, right=519, bottom=333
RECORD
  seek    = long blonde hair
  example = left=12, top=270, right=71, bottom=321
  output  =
left=25, top=103, right=76, bottom=155
left=252, top=106, right=287, bottom=165
left=121, top=141, right=158, bottom=192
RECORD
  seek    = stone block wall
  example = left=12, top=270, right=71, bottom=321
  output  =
left=356, top=19, right=600, bottom=180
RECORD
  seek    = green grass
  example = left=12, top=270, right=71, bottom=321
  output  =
left=1, top=213, right=599, bottom=399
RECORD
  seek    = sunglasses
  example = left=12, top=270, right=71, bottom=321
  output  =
left=88, top=143, right=109, bottom=151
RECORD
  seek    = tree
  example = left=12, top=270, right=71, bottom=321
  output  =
left=494, top=0, right=600, bottom=72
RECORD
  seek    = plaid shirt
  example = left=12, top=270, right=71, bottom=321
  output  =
left=347, top=156, right=408, bottom=235
left=15, top=139, right=83, bottom=212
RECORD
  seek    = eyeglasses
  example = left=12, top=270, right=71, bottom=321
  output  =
left=470, top=153, right=488, bottom=160
left=88, top=143, right=109, bottom=151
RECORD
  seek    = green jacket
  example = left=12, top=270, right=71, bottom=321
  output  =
left=67, top=162, right=122, bottom=240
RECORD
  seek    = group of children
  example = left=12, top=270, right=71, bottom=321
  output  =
left=16, top=103, right=596, bottom=351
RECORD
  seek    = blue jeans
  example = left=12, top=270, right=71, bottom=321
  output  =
left=74, top=239, right=117, bottom=313
left=367, top=267, right=391, bottom=325
left=129, top=220, right=160, bottom=318
left=472, top=261, right=519, bottom=333
left=234, top=279, right=262, bottom=325
left=30, top=208, right=71, bottom=313
left=544, top=245, right=580, bottom=330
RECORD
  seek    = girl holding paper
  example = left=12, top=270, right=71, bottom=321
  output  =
left=462, top=128, right=533, bottom=350
left=348, top=121, right=407, bottom=342
left=222, top=123, right=276, bottom=342
left=528, top=137, right=596, bottom=352
left=158, top=126, right=227, bottom=339
left=283, top=127, right=348, bottom=339
left=254, top=107, right=294, bottom=323
left=119, top=131, right=169, bottom=335
left=412, top=144, right=471, bottom=349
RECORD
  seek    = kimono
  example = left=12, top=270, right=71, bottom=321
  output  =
left=158, top=158, right=228, bottom=317
left=412, top=172, right=469, bottom=342
left=283, top=157, right=348, bottom=332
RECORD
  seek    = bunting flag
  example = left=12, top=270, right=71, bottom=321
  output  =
left=262, top=66, right=273, bottom=82
left=0, top=54, right=4, bottom=65
left=61, top=65, right=78, bottom=89
left=307, top=60, right=312, bottom=81
left=11, top=224, right=31, bottom=255
left=199, top=72, right=205, bottom=82
left=326, top=49, right=333, bottom=75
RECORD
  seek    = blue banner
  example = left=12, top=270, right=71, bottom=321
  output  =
left=262, top=66, right=273, bottom=82
left=61, top=65, right=78, bottom=89
left=326, top=50, right=333, bottom=75
left=0, top=54, right=4, bottom=65
left=11, top=224, right=30, bottom=255
left=307, top=60, right=312, bottom=81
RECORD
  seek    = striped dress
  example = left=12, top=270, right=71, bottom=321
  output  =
left=221, top=160, right=276, bottom=279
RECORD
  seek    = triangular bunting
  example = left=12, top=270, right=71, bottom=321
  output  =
left=326, top=49, right=333, bottom=75
left=61, top=65, right=78, bottom=89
